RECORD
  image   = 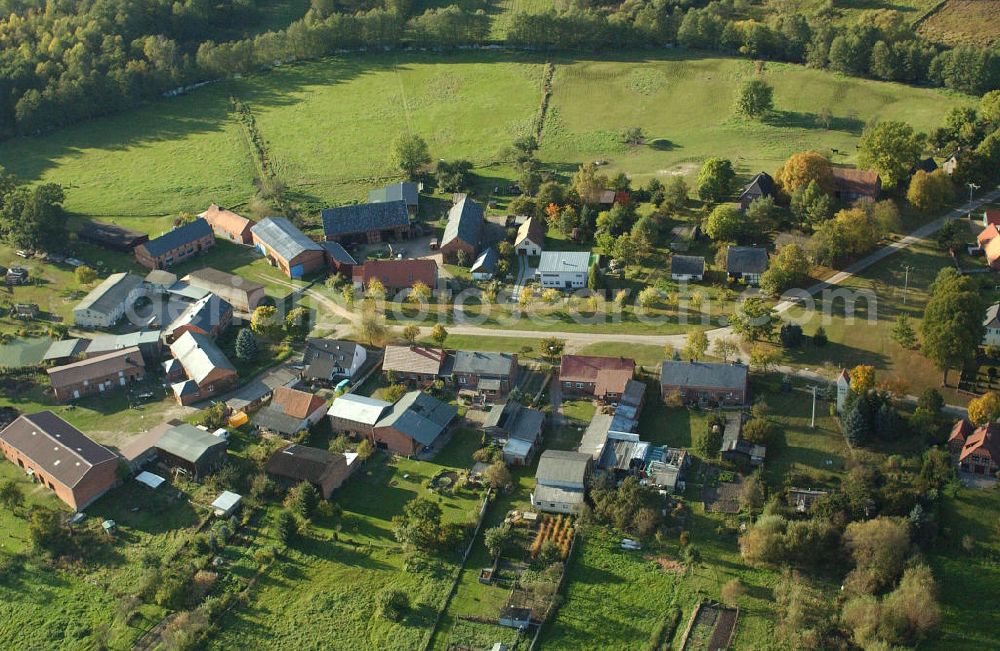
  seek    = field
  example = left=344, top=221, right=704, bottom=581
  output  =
left=918, top=0, right=1000, bottom=47
left=0, top=51, right=970, bottom=230
left=209, top=441, right=487, bottom=650
left=540, top=53, right=971, bottom=189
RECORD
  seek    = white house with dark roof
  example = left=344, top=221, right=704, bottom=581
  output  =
left=984, top=304, right=1000, bottom=347
left=725, top=246, right=768, bottom=285
left=670, top=255, right=705, bottom=281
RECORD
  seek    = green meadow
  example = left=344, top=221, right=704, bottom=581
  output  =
left=0, top=50, right=970, bottom=230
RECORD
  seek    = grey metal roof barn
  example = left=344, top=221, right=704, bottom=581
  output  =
left=535, top=449, right=590, bottom=487
left=450, top=350, right=515, bottom=377
left=726, top=246, right=769, bottom=274
left=442, top=197, right=484, bottom=249
left=169, top=331, right=235, bottom=384
left=252, top=217, right=323, bottom=261
left=154, top=423, right=225, bottom=464
left=670, top=255, right=705, bottom=277
left=536, top=251, right=591, bottom=274
left=659, top=360, right=748, bottom=392
left=376, top=390, right=457, bottom=447
left=321, top=201, right=410, bottom=238
left=75, top=272, right=144, bottom=316
left=368, top=182, right=418, bottom=208
left=43, top=338, right=89, bottom=362
left=327, top=393, right=391, bottom=425
left=142, top=218, right=213, bottom=258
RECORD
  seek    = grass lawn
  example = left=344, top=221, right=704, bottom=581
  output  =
left=0, top=466, right=216, bottom=650
left=541, top=52, right=970, bottom=190
left=577, top=341, right=665, bottom=368
left=775, top=236, right=973, bottom=403
left=210, top=447, right=487, bottom=649
left=0, top=51, right=967, bottom=227
left=549, top=399, right=595, bottom=451
left=926, top=486, right=1000, bottom=650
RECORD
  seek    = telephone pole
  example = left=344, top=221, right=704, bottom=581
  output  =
left=968, top=182, right=980, bottom=218
left=902, top=264, right=912, bottom=305
left=810, top=385, right=818, bottom=429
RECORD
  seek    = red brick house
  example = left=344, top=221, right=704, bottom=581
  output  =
left=382, top=345, right=446, bottom=386
left=659, top=360, right=749, bottom=406
left=165, top=331, right=238, bottom=405
left=559, top=355, right=636, bottom=402
left=352, top=259, right=438, bottom=295
left=251, top=217, right=326, bottom=279
left=440, top=197, right=483, bottom=263
left=449, top=350, right=518, bottom=400
left=134, top=218, right=215, bottom=270
left=199, top=204, right=255, bottom=245
left=266, top=444, right=352, bottom=499
left=0, top=411, right=118, bottom=510
left=832, top=167, right=881, bottom=203
left=370, top=390, right=457, bottom=456
left=47, top=347, right=146, bottom=402
left=948, top=419, right=1000, bottom=477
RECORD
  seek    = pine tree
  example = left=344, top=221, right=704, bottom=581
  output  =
left=875, top=402, right=901, bottom=440
left=841, top=402, right=869, bottom=447
left=891, top=314, right=917, bottom=349
left=234, top=328, right=258, bottom=361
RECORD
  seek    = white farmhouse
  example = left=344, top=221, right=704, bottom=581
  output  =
left=984, top=304, right=1000, bottom=347
left=515, top=217, right=544, bottom=257
left=73, top=272, right=146, bottom=328
left=535, top=251, right=591, bottom=290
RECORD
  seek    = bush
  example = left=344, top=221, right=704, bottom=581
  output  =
left=375, top=588, right=410, bottom=621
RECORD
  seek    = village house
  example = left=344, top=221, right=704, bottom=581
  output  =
left=670, top=255, right=705, bottom=281
left=321, top=240, right=357, bottom=276
left=352, top=259, right=438, bottom=295
left=47, top=347, right=146, bottom=402
left=251, top=217, right=325, bottom=279
left=154, top=423, right=228, bottom=480
left=77, top=220, right=149, bottom=253
left=514, top=217, right=545, bottom=257
left=73, top=272, right=146, bottom=328
left=832, top=167, right=881, bottom=202
left=483, top=401, right=545, bottom=466
left=726, top=246, right=768, bottom=285
left=659, top=360, right=749, bottom=405
left=164, top=293, right=233, bottom=343
left=368, top=181, right=419, bottom=216
left=948, top=419, right=1000, bottom=478
left=720, top=413, right=766, bottom=466
left=978, top=225, right=1000, bottom=270
left=183, top=268, right=266, bottom=314
left=165, top=331, right=238, bottom=405
left=470, top=247, right=500, bottom=280
left=440, top=196, right=484, bottom=262
left=383, top=345, right=447, bottom=386
left=535, top=251, right=591, bottom=289
left=559, top=354, right=635, bottom=402
left=198, top=204, right=255, bottom=245
left=321, top=201, right=411, bottom=245
left=134, top=218, right=215, bottom=270
left=836, top=368, right=851, bottom=413
left=266, top=444, right=354, bottom=499
left=942, top=149, right=963, bottom=175
left=225, top=365, right=301, bottom=414
left=302, top=338, right=367, bottom=384
left=450, top=350, right=519, bottom=400
left=737, top=171, right=776, bottom=210
left=983, top=209, right=1000, bottom=228
left=254, top=386, right=328, bottom=437
left=327, top=393, right=392, bottom=438
left=531, top=450, right=591, bottom=514
left=984, top=304, right=1000, bottom=347
left=0, top=411, right=119, bottom=510
left=370, top=390, right=458, bottom=456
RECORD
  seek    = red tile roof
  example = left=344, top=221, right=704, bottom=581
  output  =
left=959, top=422, right=1000, bottom=464
left=985, top=210, right=1000, bottom=226
left=949, top=418, right=974, bottom=445
left=978, top=224, right=1000, bottom=247
left=271, top=386, right=326, bottom=420
left=560, top=355, right=635, bottom=395
left=199, top=204, right=253, bottom=236
left=352, top=259, right=437, bottom=290
left=832, top=167, right=880, bottom=197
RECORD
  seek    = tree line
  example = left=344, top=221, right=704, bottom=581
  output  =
left=3, top=0, right=999, bottom=138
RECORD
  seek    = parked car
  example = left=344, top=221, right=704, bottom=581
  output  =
left=15, top=250, right=29, bottom=258
left=65, top=257, right=84, bottom=267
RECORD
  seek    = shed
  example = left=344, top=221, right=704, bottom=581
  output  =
left=211, top=491, right=242, bottom=517
left=154, top=423, right=229, bottom=480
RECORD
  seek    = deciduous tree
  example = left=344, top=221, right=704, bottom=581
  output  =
left=390, top=133, right=431, bottom=178
left=858, top=121, right=924, bottom=189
